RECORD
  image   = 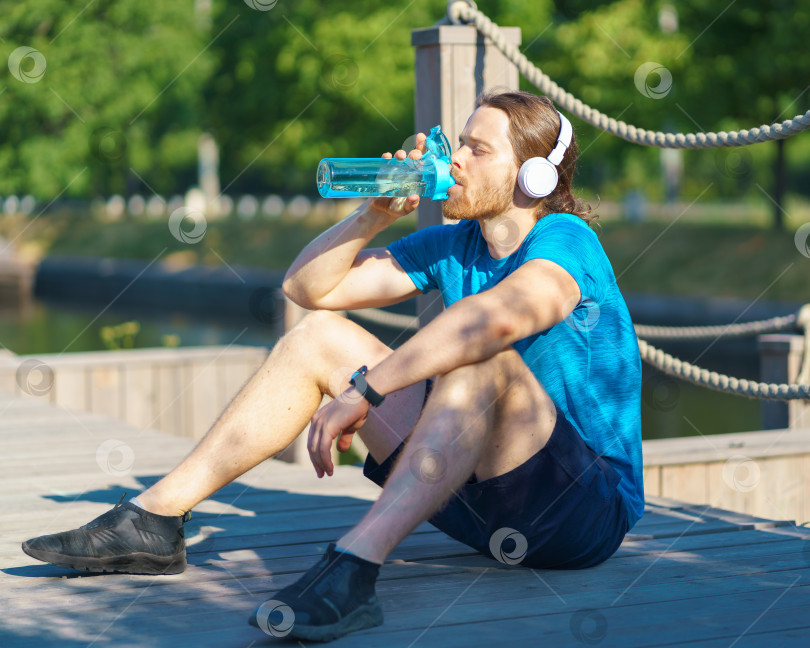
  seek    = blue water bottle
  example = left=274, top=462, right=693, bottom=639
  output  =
left=317, top=125, right=455, bottom=200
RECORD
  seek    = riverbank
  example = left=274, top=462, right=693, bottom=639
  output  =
left=5, top=205, right=810, bottom=304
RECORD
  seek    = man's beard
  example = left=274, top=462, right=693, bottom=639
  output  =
left=442, top=175, right=514, bottom=222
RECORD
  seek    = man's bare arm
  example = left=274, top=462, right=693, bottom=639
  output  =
left=283, top=137, right=428, bottom=311
left=282, top=198, right=420, bottom=310
left=363, top=258, right=582, bottom=396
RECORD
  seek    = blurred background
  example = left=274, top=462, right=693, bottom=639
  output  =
left=1, top=0, right=809, bottom=444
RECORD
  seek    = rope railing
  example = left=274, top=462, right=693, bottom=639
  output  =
left=351, top=303, right=810, bottom=399
left=633, top=309, right=805, bottom=340
left=447, top=1, right=810, bottom=149
left=638, top=338, right=810, bottom=400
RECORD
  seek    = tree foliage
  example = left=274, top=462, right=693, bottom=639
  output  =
left=0, top=0, right=213, bottom=197
left=1, top=0, right=808, bottom=201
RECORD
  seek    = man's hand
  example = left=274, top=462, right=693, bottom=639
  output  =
left=367, top=132, right=428, bottom=223
left=308, top=389, right=371, bottom=478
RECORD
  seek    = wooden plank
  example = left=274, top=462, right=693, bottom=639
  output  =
left=4, top=577, right=808, bottom=647
left=3, top=389, right=810, bottom=647
left=644, top=464, right=661, bottom=497
left=660, top=463, right=707, bottom=505
left=7, top=520, right=809, bottom=599
left=181, top=361, right=220, bottom=441
left=796, top=455, right=810, bottom=525
left=3, top=565, right=808, bottom=648
left=154, top=363, right=183, bottom=437
left=87, top=365, right=123, bottom=420
left=122, top=364, right=156, bottom=431
left=51, top=367, right=89, bottom=412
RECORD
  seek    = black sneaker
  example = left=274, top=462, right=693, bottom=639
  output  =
left=249, top=543, right=383, bottom=642
left=21, top=501, right=189, bottom=575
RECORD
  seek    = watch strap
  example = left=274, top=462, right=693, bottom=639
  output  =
left=349, top=366, right=385, bottom=407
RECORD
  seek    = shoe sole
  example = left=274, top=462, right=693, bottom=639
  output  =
left=21, top=542, right=186, bottom=575
left=286, top=603, right=384, bottom=642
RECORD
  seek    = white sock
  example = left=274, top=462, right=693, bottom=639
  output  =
left=129, top=496, right=144, bottom=509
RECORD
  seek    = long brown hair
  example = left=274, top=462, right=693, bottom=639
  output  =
left=476, top=90, right=596, bottom=226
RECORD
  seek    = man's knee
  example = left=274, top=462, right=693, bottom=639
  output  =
left=273, top=309, right=393, bottom=395
left=290, top=309, right=345, bottom=336
left=275, top=310, right=351, bottom=353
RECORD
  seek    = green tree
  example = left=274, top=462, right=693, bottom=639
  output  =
left=675, top=0, right=810, bottom=228
left=0, top=0, right=213, bottom=198
left=518, top=0, right=810, bottom=219
left=201, top=0, right=447, bottom=195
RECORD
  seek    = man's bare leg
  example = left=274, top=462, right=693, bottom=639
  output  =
left=337, top=348, right=557, bottom=564
left=137, top=310, right=425, bottom=517
left=23, top=309, right=429, bottom=576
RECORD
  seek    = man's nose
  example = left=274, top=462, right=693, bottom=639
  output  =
left=451, top=146, right=467, bottom=169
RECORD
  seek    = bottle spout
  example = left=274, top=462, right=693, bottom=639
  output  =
left=424, top=125, right=455, bottom=200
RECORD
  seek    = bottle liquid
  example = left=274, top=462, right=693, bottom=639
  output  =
left=317, top=125, right=455, bottom=200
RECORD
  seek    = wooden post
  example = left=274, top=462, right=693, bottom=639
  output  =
left=758, top=334, right=810, bottom=429
left=411, top=22, right=521, bottom=326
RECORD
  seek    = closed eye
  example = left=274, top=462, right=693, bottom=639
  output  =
left=458, top=138, right=488, bottom=155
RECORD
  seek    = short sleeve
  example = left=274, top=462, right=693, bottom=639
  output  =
left=522, top=216, right=611, bottom=306
left=387, top=224, right=448, bottom=293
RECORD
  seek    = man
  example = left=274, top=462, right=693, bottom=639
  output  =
left=23, top=91, right=643, bottom=642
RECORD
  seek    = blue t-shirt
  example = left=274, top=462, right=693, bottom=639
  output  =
left=388, top=213, right=644, bottom=528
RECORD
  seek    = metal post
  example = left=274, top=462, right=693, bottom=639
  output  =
left=411, top=21, right=521, bottom=326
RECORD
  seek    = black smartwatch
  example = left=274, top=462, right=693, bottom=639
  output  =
left=349, top=365, right=385, bottom=407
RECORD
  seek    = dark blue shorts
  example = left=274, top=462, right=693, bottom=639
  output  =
left=363, top=381, right=630, bottom=569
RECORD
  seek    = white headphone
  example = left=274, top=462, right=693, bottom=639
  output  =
left=517, top=111, right=573, bottom=199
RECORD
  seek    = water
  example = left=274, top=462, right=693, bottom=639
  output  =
left=640, top=364, right=762, bottom=440
left=0, top=300, right=278, bottom=356
left=318, top=158, right=429, bottom=198
left=327, top=180, right=428, bottom=198
left=0, top=300, right=764, bottom=441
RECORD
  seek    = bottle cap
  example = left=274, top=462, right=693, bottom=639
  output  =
left=424, top=126, right=453, bottom=161
left=424, top=126, right=455, bottom=200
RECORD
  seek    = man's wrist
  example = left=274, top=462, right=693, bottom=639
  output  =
left=359, top=199, right=397, bottom=228
left=349, top=366, right=386, bottom=407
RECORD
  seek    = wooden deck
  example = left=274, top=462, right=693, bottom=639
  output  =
left=1, top=390, right=809, bottom=647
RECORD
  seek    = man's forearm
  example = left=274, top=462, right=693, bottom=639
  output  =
left=364, top=294, right=515, bottom=397
left=282, top=201, right=390, bottom=307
